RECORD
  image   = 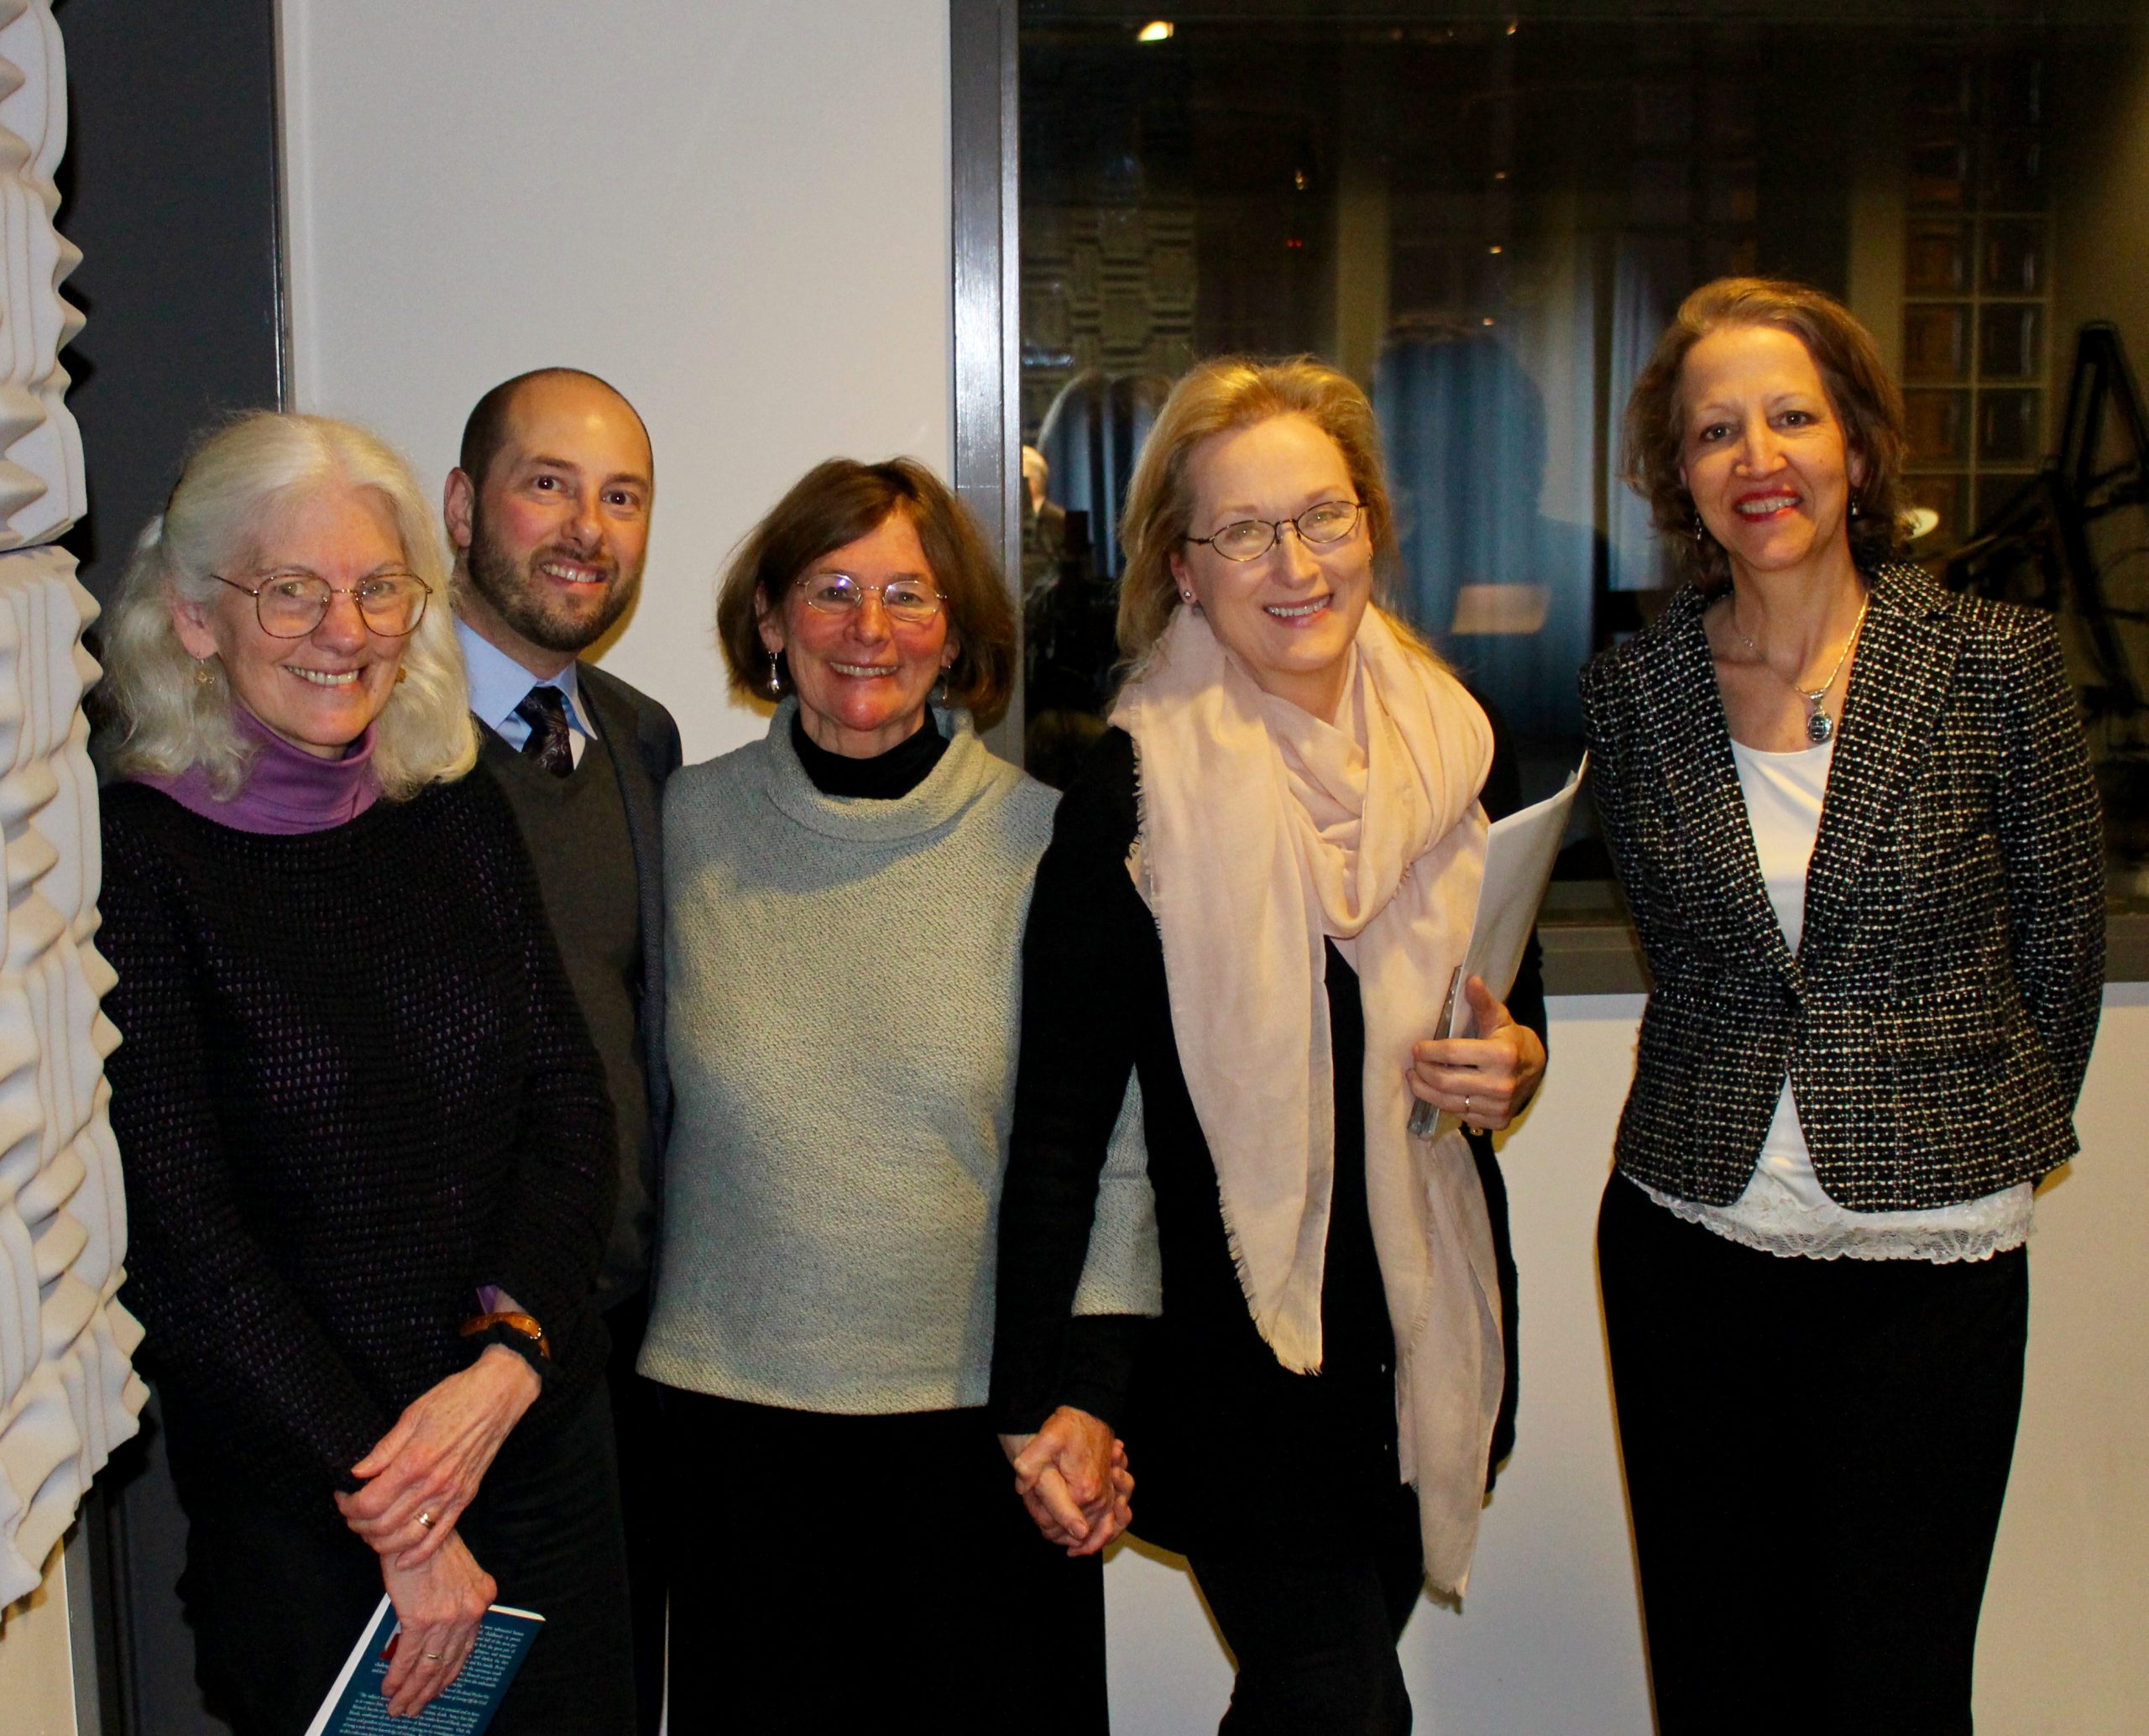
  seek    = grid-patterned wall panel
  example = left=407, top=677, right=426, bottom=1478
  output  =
left=1022, top=201, right=1197, bottom=438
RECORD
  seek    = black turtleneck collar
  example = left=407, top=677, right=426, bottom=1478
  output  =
left=791, top=709, right=949, bottom=800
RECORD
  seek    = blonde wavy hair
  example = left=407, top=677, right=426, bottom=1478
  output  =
left=1116, top=355, right=1416, bottom=676
left=102, top=411, right=476, bottom=800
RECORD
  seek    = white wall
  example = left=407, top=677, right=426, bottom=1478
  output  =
left=280, top=0, right=953, bottom=766
left=1978, top=985, right=2149, bottom=1734
left=280, top=11, right=2149, bottom=1732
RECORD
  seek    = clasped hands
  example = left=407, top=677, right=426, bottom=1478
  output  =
left=1407, top=974, right=1546, bottom=1133
left=332, top=1344, right=538, bottom=1715
left=999, top=1406, right=1134, bottom=1557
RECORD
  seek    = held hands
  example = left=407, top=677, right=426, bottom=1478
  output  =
left=998, top=1406, right=1134, bottom=1557
left=336, top=1346, right=540, bottom=1567
left=378, top=1531, right=496, bottom=1718
left=1409, top=975, right=1547, bottom=1133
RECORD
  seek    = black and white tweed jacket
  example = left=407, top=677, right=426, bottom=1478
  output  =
left=1579, top=560, right=2105, bottom=1211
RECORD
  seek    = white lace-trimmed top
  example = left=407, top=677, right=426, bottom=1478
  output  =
left=1638, top=735, right=2033, bottom=1263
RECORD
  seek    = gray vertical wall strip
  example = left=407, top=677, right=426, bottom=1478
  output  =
left=60, top=0, right=284, bottom=608
left=949, top=0, right=1023, bottom=755
left=63, top=5, right=283, bottom=1723
left=269, top=0, right=295, bottom=411
left=65, top=1521, right=104, bottom=1736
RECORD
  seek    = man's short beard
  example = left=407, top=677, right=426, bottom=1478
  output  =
left=463, top=510, right=639, bottom=656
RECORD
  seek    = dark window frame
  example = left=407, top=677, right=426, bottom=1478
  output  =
left=946, top=0, right=2146, bottom=988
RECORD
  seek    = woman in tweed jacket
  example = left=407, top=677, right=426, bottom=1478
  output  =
left=1581, top=280, right=2103, bottom=1735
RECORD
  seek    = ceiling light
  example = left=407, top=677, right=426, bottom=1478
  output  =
left=1137, top=20, right=1174, bottom=42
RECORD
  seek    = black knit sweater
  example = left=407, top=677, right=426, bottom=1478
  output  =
left=100, top=775, right=616, bottom=1506
left=991, top=718, right=1542, bottom=1558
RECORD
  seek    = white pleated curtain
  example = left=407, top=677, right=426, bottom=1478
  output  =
left=0, top=0, right=147, bottom=1608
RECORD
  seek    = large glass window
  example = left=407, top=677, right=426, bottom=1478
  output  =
left=1012, top=3, right=2149, bottom=926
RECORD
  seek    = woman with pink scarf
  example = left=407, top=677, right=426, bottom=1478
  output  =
left=991, top=356, right=1547, bottom=1733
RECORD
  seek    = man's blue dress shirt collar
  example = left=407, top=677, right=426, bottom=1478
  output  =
left=455, top=616, right=593, bottom=753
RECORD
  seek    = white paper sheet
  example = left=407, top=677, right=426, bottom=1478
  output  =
left=1409, top=756, right=1588, bottom=1140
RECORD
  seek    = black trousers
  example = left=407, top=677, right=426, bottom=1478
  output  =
left=603, top=1294, right=667, bottom=1736
left=660, top=1390, right=1108, bottom=1735
left=172, top=1380, right=635, bottom=1736
left=1597, top=1174, right=2028, bottom=1736
left=1186, top=1482, right=1425, bottom=1736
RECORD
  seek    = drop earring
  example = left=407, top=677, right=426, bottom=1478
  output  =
left=1848, top=497, right=1863, bottom=520
left=193, top=660, right=216, bottom=686
left=1690, top=512, right=1706, bottom=544
left=767, top=651, right=782, bottom=697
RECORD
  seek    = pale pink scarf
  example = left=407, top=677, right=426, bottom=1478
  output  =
left=1111, top=604, right=1505, bottom=1592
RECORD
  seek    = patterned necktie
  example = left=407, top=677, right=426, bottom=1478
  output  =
left=513, top=685, right=574, bottom=778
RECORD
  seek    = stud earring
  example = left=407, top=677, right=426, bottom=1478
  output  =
left=1179, top=589, right=1196, bottom=604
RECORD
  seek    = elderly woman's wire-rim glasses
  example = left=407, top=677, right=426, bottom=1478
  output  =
left=797, top=574, right=944, bottom=625
left=1186, top=499, right=1362, bottom=562
left=211, top=571, right=432, bottom=638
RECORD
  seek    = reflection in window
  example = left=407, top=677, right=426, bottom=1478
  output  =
left=1018, top=7, right=2149, bottom=907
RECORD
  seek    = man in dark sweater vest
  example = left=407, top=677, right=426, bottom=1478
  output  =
left=445, top=369, right=682, bottom=1735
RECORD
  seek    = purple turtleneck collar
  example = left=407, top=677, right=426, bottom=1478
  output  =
left=135, top=707, right=383, bottom=834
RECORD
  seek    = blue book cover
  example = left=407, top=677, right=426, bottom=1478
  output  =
left=304, top=1595, right=543, bottom=1736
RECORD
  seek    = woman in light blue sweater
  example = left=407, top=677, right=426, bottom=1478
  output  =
left=641, top=458, right=1155, bottom=1734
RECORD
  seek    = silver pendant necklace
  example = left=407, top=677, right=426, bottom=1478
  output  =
left=1730, top=590, right=1870, bottom=745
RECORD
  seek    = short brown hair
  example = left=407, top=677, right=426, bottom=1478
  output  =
left=714, top=457, right=1016, bottom=724
left=1117, top=356, right=1399, bottom=669
left=1623, top=277, right=1909, bottom=593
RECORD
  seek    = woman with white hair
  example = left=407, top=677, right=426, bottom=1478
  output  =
left=98, top=411, right=634, bottom=1732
